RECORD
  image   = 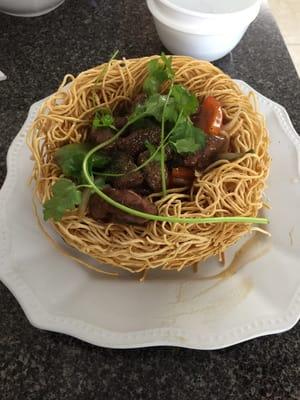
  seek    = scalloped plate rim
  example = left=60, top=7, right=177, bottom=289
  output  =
left=0, top=79, right=300, bottom=350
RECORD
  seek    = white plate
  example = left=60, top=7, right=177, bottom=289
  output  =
left=0, top=80, right=300, bottom=349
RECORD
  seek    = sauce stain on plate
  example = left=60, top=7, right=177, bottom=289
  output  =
left=166, top=278, right=253, bottom=319
left=289, top=226, right=295, bottom=247
left=214, top=232, right=271, bottom=279
left=161, top=232, right=272, bottom=321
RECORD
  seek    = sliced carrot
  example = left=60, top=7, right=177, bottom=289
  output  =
left=197, top=96, right=223, bottom=135
left=168, top=167, right=194, bottom=187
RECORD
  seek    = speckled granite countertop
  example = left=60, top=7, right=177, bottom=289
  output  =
left=0, top=1, right=299, bottom=399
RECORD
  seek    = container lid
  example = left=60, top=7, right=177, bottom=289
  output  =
left=147, top=0, right=261, bottom=35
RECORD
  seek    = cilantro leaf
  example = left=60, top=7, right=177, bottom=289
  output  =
left=145, top=140, right=161, bottom=162
left=129, top=93, right=178, bottom=124
left=142, top=94, right=166, bottom=121
left=55, top=143, right=111, bottom=181
left=129, top=93, right=164, bottom=122
left=92, top=111, right=115, bottom=129
left=43, top=179, right=82, bottom=221
left=170, top=119, right=206, bottom=154
left=143, top=54, right=174, bottom=96
left=171, top=138, right=200, bottom=154
left=161, top=52, right=174, bottom=80
left=163, top=97, right=178, bottom=123
left=143, top=60, right=168, bottom=96
left=130, top=86, right=196, bottom=125
left=171, top=85, right=198, bottom=117
left=55, top=143, right=90, bottom=178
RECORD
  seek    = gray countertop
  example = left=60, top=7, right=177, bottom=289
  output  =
left=0, top=1, right=300, bottom=399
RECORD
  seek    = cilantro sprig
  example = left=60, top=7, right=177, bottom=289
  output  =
left=130, top=55, right=205, bottom=195
left=92, top=110, right=116, bottom=130
left=170, top=118, right=206, bottom=154
left=44, top=179, right=82, bottom=221
left=55, top=143, right=111, bottom=182
left=143, top=52, right=174, bottom=95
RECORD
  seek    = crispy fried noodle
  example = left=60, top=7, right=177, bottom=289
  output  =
left=27, top=56, right=270, bottom=274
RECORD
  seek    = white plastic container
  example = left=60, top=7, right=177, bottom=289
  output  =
left=146, top=0, right=262, bottom=61
left=0, top=0, right=64, bottom=17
